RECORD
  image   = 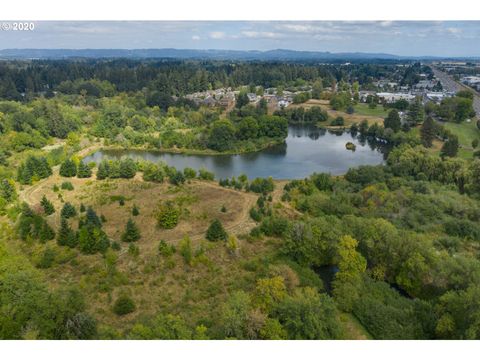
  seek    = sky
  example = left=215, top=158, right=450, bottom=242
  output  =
left=1, top=21, right=479, bottom=57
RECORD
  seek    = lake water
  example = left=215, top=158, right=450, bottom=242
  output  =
left=83, top=125, right=385, bottom=180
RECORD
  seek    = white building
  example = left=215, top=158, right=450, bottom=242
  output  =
left=376, top=92, right=416, bottom=103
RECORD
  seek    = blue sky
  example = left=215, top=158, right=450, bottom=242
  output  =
left=1, top=21, right=479, bottom=56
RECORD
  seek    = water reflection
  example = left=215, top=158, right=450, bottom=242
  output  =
left=83, top=125, right=385, bottom=179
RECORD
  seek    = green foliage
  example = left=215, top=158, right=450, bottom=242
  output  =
left=132, top=204, right=139, bottom=216
left=208, top=119, right=236, bottom=151
left=248, top=177, right=274, bottom=194
left=273, top=287, right=343, bottom=340
left=17, top=155, right=52, bottom=185
left=113, top=295, right=136, bottom=316
left=206, top=219, right=228, bottom=242
left=158, top=239, right=176, bottom=257
left=179, top=236, right=193, bottom=265
left=61, top=181, right=74, bottom=190
left=40, top=195, right=55, bottom=215
left=420, top=116, right=436, bottom=147
left=156, top=201, right=180, bottom=229
left=60, top=202, right=77, bottom=219
left=198, top=168, right=215, bottom=181
left=57, top=218, right=77, bottom=248
left=441, top=136, right=459, bottom=158
left=121, top=218, right=141, bottom=243
left=59, top=159, right=77, bottom=177
left=77, top=161, right=92, bottom=178
left=384, top=109, right=401, bottom=132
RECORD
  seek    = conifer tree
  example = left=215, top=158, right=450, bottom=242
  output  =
left=420, top=116, right=436, bottom=148
left=57, top=217, right=77, bottom=247
left=121, top=218, right=141, bottom=242
left=61, top=202, right=77, bottom=219
left=40, top=195, right=55, bottom=215
left=77, top=162, right=92, bottom=178
left=206, top=218, right=228, bottom=242
left=97, top=160, right=109, bottom=180
left=59, top=159, right=77, bottom=177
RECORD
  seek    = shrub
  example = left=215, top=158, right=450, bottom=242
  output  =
left=156, top=201, right=180, bottom=229
left=113, top=295, right=136, bottom=316
left=198, top=168, right=215, bottom=181
left=179, top=236, right=193, bottom=265
left=183, top=167, right=197, bottom=179
left=158, top=239, right=176, bottom=257
left=61, top=181, right=74, bottom=191
left=132, top=204, right=139, bottom=216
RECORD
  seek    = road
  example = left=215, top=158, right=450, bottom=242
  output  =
left=432, top=67, right=480, bottom=120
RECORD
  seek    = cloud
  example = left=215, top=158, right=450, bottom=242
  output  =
left=241, top=31, right=279, bottom=39
left=192, top=35, right=201, bottom=40
left=447, top=27, right=462, bottom=34
left=209, top=31, right=226, bottom=39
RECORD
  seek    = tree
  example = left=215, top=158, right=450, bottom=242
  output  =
left=420, top=116, right=436, bottom=147
left=57, top=217, right=77, bottom=248
left=384, top=109, right=401, bottom=132
left=408, top=98, right=425, bottom=124
left=273, top=287, right=342, bottom=340
left=60, top=202, right=77, bottom=219
left=119, top=158, right=137, bottom=179
left=237, top=116, right=259, bottom=140
left=206, top=219, right=228, bottom=242
left=121, top=218, right=141, bottom=242
left=59, top=159, right=77, bottom=177
left=236, top=91, right=250, bottom=109
left=39, top=221, right=55, bottom=243
left=253, top=276, right=287, bottom=313
left=208, top=119, right=236, bottom=152
left=441, top=136, right=459, bottom=158
left=40, top=195, right=55, bottom=215
left=332, top=235, right=367, bottom=311
left=96, top=160, right=109, bottom=180
left=113, top=295, right=136, bottom=316
left=77, top=162, right=92, bottom=178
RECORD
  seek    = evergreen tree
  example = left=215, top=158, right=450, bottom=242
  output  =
left=206, top=219, right=228, bottom=242
left=80, top=203, right=86, bottom=213
left=96, top=160, right=109, bottom=180
left=441, top=136, right=460, bottom=158
left=39, top=221, right=56, bottom=243
left=84, top=207, right=102, bottom=228
left=420, top=116, right=436, bottom=148
left=408, top=98, right=425, bottom=124
left=77, top=162, right=92, bottom=178
left=57, top=218, right=77, bottom=248
left=119, top=158, right=137, bottom=179
left=132, top=204, right=139, bottom=216
left=0, top=179, right=16, bottom=202
left=60, top=159, right=77, bottom=177
left=121, top=218, right=141, bottom=242
left=61, top=202, right=77, bottom=219
left=40, top=195, right=55, bottom=215
left=384, top=109, right=401, bottom=133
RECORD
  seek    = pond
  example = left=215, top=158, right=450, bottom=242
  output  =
left=83, top=125, right=386, bottom=180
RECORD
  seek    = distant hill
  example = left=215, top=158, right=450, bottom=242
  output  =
left=0, top=48, right=477, bottom=61
left=0, top=48, right=415, bottom=61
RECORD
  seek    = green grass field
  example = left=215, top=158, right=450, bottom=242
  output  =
left=353, top=103, right=389, bottom=118
left=444, top=121, right=480, bottom=149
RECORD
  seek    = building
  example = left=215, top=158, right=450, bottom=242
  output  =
left=376, top=92, right=416, bottom=103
